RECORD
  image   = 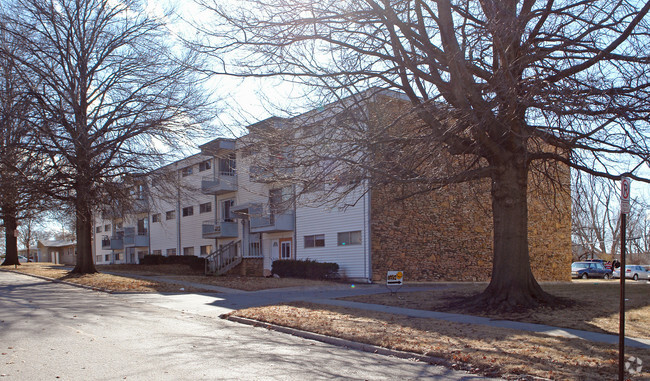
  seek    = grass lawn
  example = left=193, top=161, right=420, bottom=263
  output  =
left=227, top=280, right=650, bottom=380
left=3, top=262, right=335, bottom=292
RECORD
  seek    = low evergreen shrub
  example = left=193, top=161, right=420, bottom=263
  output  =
left=140, top=254, right=206, bottom=271
left=272, top=259, right=339, bottom=280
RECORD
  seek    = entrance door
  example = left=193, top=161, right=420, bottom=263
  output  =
left=279, top=238, right=292, bottom=260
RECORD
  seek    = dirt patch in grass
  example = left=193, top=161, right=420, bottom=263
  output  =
left=343, top=281, right=650, bottom=340
left=3, top=263, right=210, bottom=293
left=228, top=301, right=650, bottom=380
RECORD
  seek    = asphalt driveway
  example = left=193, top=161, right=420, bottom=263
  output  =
left=0, top=271, right=495, bottom=380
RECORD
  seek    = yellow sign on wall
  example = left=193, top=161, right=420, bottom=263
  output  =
left=387, top=270, right=403, bottom=286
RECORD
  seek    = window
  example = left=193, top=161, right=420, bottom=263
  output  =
left=337, top=231, right=362, bottom=246
left=199, top=160, right=211, bottom=172
left=96, top=255, right=102, bottom=263
left=218, top=153, right=236, bottom=176
left=304, top=234, right=325, bottom=248
left=221, top=200, right=234, bottom=222
left=199, top=202, right=212, bottom=214
left=116, top=222, right=123, bottom=230
left=95, top=226, right=102, bottom=233
left=166, top=248, right=176, bottom=256
left=181, top=166, right=193, bottom=177
left=270, top=187, right=292, bottom=214
left=115, top=253, right=121, bottom=261
left=200, top=245, right=212, bottom=256
left=105, top=254, right=110, bottom=261
left=182, top=206, right=194, bottom=217
left=165, top=210, right=175, bottom=220
left=183, top=247, right=195, bottom=256
left=152, top=250, right=162, bottom=256
left=152, top=213, right=161, bottom=223
left=104, top=224, right=111, bottom=232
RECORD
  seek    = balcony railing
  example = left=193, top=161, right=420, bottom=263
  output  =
left=123, top=233, right=149, bottom=247
left=201, top=174, right=237, bottom=195
left=202, top=220, right=239, bottom=239
left=250, top=211, right=295, bottom=233
left=101, top=235, right=124, bottom=250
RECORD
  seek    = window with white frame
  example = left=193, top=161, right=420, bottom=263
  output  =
left=165, top=210, right=175, bottom=220
left=95, top=226, right=102, bottom=233
left=183, top=247, right=194, bottom=256
left=152, top=250, right=162, bottom=255
left=199, top=202, right=212, bottom=214
left=199, top=160, right=211, bottom=172
left=304, top=234, right=325, bottom=248
left=104, top=224, right=111, bottom=232
left=200, top=245, right=212, bottom=256
left=337, top=231, right=361, bottom=246
left=181, top=166, right=193, bottom=177
left=152, top=213, right=161, bottom=223
left=182, top=206, right=194, bottom=217
left=166, top=248, right=176, bottom=256
left=221, top=199, right=234, bottom=222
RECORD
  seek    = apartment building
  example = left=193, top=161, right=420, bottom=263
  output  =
left=93, top=89, right=571, bottom=283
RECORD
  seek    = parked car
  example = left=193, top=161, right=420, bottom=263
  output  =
left=612, top=265, right=650, bottom=281
left=571, top=261, right=612, bottom=279
left=18, top=255, right=30, bottom=263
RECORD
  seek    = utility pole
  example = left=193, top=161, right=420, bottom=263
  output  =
left=618, top=176, right=630, bottom=381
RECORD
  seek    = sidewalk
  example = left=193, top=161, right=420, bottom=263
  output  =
left=108, top=271, right=650, bottom=349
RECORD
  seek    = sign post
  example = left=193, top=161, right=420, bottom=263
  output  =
left=386, top=271, right=403, bottom=293
left=619, top=176, right=630, bottom=381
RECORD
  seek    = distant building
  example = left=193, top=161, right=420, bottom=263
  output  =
left=37, top=240, right=77, bottom=265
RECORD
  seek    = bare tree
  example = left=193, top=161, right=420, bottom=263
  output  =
left=0, top=24, right=45, bottom=267
left=0, top=0, right=213, bottom=273
left=196, top=0, right=650, bottom=309
left=572, top=174, right=622, bottom=261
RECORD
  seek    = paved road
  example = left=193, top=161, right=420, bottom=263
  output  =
left=0, top=271, right=495, bottom=380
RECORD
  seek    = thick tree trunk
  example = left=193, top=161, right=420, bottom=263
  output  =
left=71, top=182, right=97, bottom=274
left=469, top=160, right=558, bottom=311
left=1, top=208, right=19, bottom=266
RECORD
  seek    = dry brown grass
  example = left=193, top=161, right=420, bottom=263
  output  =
left=165, top=275, right=334, bottom=291
left=4, top=263, right=336, bottom=292
left=229, top=301, right=650, bottom=380
left=343, top=281, right=650, bottom=340
left=97, top=263, right=335, bottom=290
left=3, top=263, right=210, bottom=293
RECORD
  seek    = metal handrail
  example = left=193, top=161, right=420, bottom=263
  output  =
left=205, top=240, right=241, bottom=275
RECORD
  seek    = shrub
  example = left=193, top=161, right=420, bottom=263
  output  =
left=140, top=254, right=206, bottom=271
left=272, top=259, right=339, bottom=280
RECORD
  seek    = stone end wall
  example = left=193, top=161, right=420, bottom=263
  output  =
left=371, top=178, right=571, bottom=283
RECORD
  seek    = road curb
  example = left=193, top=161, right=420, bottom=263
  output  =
left=0, top=268, right=112, bottom=294
left=221, top=314, right=491, bottom=377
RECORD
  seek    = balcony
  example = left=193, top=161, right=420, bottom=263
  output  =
left=250, top=211, right=295, bottom=233
left=101, top=235, right=124, bottom=250
left=124, top=233, right=149, bottom=247
left=201, top=174, right=237, bottom=195
left=202, top=220, right=239, bottom=239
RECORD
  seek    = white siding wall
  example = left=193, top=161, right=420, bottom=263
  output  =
left=93, top=216, right=113, bottom=264
left=295, top=190, right=371, bottom=281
